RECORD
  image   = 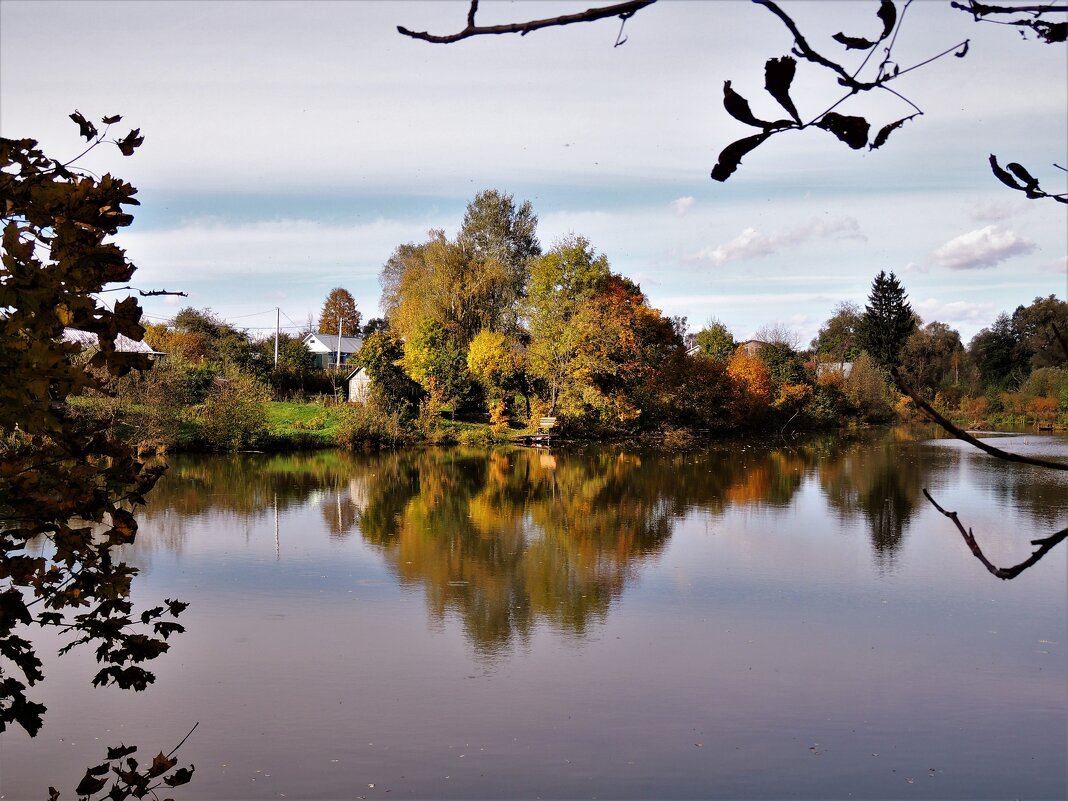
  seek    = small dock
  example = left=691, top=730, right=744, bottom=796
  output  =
left=516, top=416, right=558, bottom=446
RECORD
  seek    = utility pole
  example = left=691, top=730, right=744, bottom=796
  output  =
left=274, top=307, right=280, bottom=367
left=336, top=316, right=343, bottom=369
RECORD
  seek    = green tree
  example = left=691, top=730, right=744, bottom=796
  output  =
left=812, top=301, right=862, bottom=362
left=458, top=189, right=541, bottom=332
left=1, top=115, right=192, bottom=789
left=901, top=320, right=965, bottom=399
left=524, top=236, right=612, bottom=413
left=318, top=287, right=362, bottom=337
left=400, top=318, right=473, bottom=413
left=694, top=319, right=735, bottom=361
left=1012, top=294, right=1068, bottom=370
left=857, top=271, right=916, bottom=369
left=969, top=312, right=1026, bottom=391
left=356, top=330, right=423, bottom=415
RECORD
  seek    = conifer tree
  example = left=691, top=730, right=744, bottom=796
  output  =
left=857, top=271, right=916, bottom=369
left=318, top=287, right=361, bottom=336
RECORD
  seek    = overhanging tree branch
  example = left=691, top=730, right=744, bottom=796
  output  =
left=397, top=0, right=657, bottom=44
left=891, top=367, right=1068, bottom=471
left=923, top=489, right=1068, bottom=579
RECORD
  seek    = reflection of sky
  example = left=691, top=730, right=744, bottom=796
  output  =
left=6, top=438, right=1065, bottom=800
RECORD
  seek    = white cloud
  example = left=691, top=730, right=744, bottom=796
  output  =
left=1039, top=255, right=1067, bottom=274
left=914, top=298, right=997, bottom=326
left=931, top=225, right=1035, bottom=270
left=118, top=216, right=442, bottom=283
left=966, top=198, right=1028, bottom=223
left=671, top=196, right=696, bottom=217
left=691, top=217, right=866, bottom=266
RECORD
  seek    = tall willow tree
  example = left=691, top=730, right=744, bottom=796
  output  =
left=380, top=190, right=540, bottom=343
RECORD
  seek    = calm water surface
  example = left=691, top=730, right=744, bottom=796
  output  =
left=2, top=430, right=1066, bottom=800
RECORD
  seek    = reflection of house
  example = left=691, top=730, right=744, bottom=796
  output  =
left=302, top=331, right=363, bottom=369
left=346, top=367, right=371, bottom=402
left=62, top=328, right=163, bottom=357
left=816, top=361, right=854, bottom=379
left=737, top=339, right=768, bottom=357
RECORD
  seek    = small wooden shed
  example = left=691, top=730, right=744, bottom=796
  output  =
left=346, top=367, right=372, bottom=403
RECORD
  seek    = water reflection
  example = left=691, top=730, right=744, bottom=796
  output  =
left=133, top=432, right=1064, bottom=651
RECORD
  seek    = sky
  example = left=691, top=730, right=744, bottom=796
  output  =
left=1, top=0, right=1065, bottom=345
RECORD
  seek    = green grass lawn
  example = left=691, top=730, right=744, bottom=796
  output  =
left=266, top=401, right=347, bottom=447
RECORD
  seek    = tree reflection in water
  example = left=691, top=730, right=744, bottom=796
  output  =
left=131, top=432, right=1064, bottom=652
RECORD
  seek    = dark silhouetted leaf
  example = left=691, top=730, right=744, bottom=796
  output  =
left=764, top=56, right=801, bottom=123
left=722, top=81, right=773, bottom=129
left=955, top=40, right=969, bottom=57
left=75, top=771, right=108, bottom=796
left=988, top=154, right=1023, bottom=190
left=69, top=111, right=97, bottom=141
left=1006, top=162, right=1038, bottom=190
left=147, top=751, right=177, bottom=778
left=711, top=132, right=771, bottom=182
left=832, top=32, right=875, bottom=50
left=102, top=114, right=123, bottom=125
left=166, top=599, right=189, bottom=617
left=116, top=129, right=144, bottom=157
left=1039, top=22, right=1066, bottom=43
left=877, top=0, right=897, bottom=40
left=869, top=113, right=918, bottom=150
left=817, top=113, right=869, bottom=150
left=164, top=766, right=195, bottom=787
left=107, top=744, right=138, bottom=760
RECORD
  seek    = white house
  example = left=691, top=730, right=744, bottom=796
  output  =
left=815, top=361, right=854, bottom=379
left=61, top=328, right=163, bottom=356
left=302, top=331, right=363, bottom=369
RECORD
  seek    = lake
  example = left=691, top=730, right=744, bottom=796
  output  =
left=3, top=429, right=1066, bottom=800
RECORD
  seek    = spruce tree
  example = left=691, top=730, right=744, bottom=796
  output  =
left=857, top=271, right=916, bottom=369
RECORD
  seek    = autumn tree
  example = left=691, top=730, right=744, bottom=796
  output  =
left=725, top=349, right=772, bottom=425
left=318, top=287, right=362, bottom=337
left=381, top=230, right=511, bottom=343
left=467, top=328, right=527, bottom=421
left=458, top=189, right=541, bottom=332
left=523, top=236, right=612, bottom=414
left=1, top=114, right=192, bottom=791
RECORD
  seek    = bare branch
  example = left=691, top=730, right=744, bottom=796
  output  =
left=989, top=154, right=1068, bottom=203
left=923, top=489, right=1068, bottom=579
left=97, top=286, right=189, bottom=297
left=892, top=368, right=1068, bottom=471
left=397, top=0, right=657, bottom=44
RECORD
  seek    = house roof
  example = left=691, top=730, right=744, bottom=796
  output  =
left=62, top=328, right=161, bottom=355
left=302, top=331, right=363, bottom=354
left=345, top=366, right=367, bottom=381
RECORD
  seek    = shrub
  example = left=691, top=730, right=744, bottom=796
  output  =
left=336, top=400, right=409, bottom=449
left=197, top=371, right=271, bottom=451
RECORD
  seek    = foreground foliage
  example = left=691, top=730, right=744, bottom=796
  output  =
left=1, top=115, right=192, bottom=793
